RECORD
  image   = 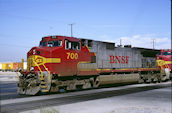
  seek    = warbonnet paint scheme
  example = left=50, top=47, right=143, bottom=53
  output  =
left=18, top=35, right=171, bottom=95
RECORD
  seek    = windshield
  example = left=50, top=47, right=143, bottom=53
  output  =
left=47, top=40, right=62, bottom=47
left=162, top=52, right=172, bottom=55
left=39, top=42, right=46, bottom=47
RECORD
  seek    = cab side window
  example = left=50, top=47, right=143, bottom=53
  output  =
left=81, top=39, right=86, bottom=46
left=65, top=40, right=80, bottom=50
left=65, top=40, right=71, bottom=49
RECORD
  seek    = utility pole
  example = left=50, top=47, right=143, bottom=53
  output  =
left=152, top=39, right=155, bottom=49
left=69, top=23, right=75, bottom=37
left=120, top=38, right=122, bottom=46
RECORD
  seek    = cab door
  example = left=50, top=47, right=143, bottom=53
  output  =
left=62, top=40, right=80, bottom=76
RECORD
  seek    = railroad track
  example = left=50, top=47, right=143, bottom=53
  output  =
left=0, top=80, right=138, bottom=100
left=0, top=81, right=171, bottom=113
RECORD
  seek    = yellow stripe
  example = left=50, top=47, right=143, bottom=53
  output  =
left=46, top=58, right=61, bottom=63
left=96, top=69, right=112, bottom=71
left=86, top=46, right=91, bottom=52
left=78, top=61, right=90, bottom=64
left=79, top=69, right=97, bottom=71
left=79, top=68, right=157, bottom=72
left=118, top=68, right=157, bottom=70
left=28, top=55, right=61, bottom=67
left=86, top=46, right=96, bottom=56
left=77, top=46, right=97, bottom=69
left=156, top=60, right=172, bottom=66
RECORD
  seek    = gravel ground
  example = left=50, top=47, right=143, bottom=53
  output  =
left=22, top=86, right=171, bottom=113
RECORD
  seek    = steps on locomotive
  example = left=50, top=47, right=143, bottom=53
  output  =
left=39, top=72, right=51, bottom=93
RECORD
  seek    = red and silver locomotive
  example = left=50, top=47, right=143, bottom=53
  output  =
left=18, top=35, right=171, bottom=95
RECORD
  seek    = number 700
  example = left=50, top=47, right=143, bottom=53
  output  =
left=67, top=52, right=78, bottom=59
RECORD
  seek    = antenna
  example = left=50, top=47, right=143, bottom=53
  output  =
left=68, top=23, right=75, bottom=37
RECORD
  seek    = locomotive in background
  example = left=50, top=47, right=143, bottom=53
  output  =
left=18, top=35, right=172, bottom=95
left=156, top=49, right=172, bottom=80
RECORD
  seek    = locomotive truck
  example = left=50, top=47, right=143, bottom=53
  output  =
left=18, top=35, right=171, bottom=95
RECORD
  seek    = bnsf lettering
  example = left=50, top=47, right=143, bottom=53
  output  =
left=110, top=55, right=129, bottom=64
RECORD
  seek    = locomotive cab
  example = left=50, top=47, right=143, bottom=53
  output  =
left=18, top=36, right=94, bottom=95
left=27, top=36, right=63, bottom=72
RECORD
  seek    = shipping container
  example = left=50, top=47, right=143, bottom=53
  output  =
left=11, top=63, right=22, bottom=70
left=2, top=63, right=11, bottom=71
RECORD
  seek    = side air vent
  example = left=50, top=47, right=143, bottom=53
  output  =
left=91, top=55, right=96, bottom=63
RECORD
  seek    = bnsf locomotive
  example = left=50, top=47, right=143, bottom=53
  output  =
left=18, top=35, right=171, bottom=95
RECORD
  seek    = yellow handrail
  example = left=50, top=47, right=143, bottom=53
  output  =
left=42, top=64, right=51, bottom=81
left=33, top=60, right=44, bottom=80
left=21, top=59, right=24, bottom=71
left=28, top=55, right=58, bottom=81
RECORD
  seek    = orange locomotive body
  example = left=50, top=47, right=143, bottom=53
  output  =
left=18, top=35, right=170, bottom=95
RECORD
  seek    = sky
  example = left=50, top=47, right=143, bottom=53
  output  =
left=0, top=0, right=171, bottom=62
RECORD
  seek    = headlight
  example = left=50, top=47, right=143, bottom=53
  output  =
left=33, top=49, right=36, bottom=55
left=30, top=67, right=34, bottom=71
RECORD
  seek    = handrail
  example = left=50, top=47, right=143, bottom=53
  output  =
left=33, top=60, right=44, bottom=80
left=42, top=64, right=51, bottom=82
left=28, top=55, right=54, bottom=81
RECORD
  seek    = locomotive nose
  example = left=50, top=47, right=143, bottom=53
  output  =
left=28, top=47, right=41, bottom=56
left=32, top=47, right=41, bottom=55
